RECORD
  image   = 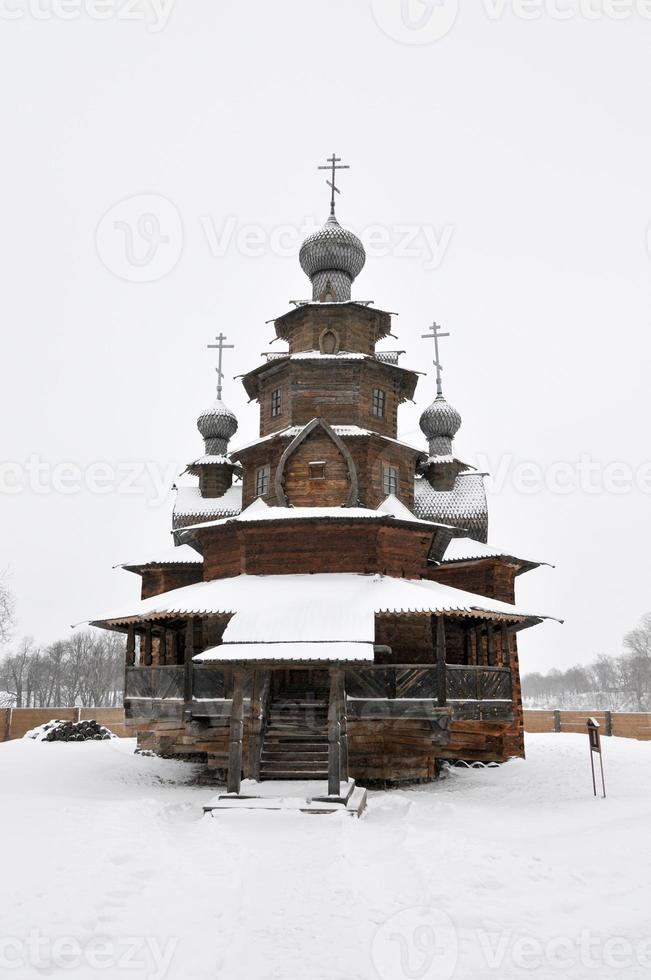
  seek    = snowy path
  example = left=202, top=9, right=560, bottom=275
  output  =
left=1, top=734, right=650, bottom=979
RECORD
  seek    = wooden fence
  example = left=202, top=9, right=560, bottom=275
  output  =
left=524, top=709, right=651, bottom=741
left=2, top=707, right=651, bottom=743
left=1, top=707, right=129, bottom=741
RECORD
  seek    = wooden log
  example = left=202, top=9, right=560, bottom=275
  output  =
left=227, top=668, right=245, bottom=794
left=328, top=668, right=342, bottom=796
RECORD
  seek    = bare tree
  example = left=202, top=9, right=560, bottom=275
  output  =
left=0, top=570, right=15, bottom=644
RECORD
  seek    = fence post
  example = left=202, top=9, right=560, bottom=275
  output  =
left=604, top=711, right=613, bottom=737
left=3, top=708, right=13, bottom=742
left=75, top=707, right=82, bottom=723
left=553, top=709, right=562, bottom=733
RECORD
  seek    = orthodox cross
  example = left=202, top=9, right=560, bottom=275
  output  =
left=421, top=322, right=450, bottom=397
left=318, top=153, right=350, bottom=216
left=207, top=332, right=234, bottom=399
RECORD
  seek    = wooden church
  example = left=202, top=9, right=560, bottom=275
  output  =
left=90, top=158, right=555, bottom=794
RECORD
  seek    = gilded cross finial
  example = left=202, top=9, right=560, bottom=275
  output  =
left=421, top=322, right=450, bottom=397
left=317, top=153, right=350, bottom=216
left=207, top=332, right=235, bottom=400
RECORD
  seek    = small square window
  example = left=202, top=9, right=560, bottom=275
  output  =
left=372, top=388, right=386, bottom=418
left=383, top=465, right=399, bottom=496
left=271, top=389, right=282, bottom=418
left=255, top=465, right=270, bottom=497
left=308, top=460, right=326, bottom=480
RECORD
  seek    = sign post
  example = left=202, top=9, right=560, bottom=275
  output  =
left=587, top=717, right=606, bottom=798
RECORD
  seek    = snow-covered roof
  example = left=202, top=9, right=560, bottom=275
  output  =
left=195, top=641, right=375, bottom=664
left=231, top=424, right=425, bottom=457
left=257, top=350, right=422, bottom=375
left=186, top=454, right=232, bottom=467
left=442, top=537, right=550, bottom=569
left=178, top=496, right=452, bottom=534
left=414, top=471, right=488, bottom=543
left=117, top=544, right=203, bottom=570
left=173, top=483, right=243, bottom=522
left=87, top=572, right=560, bottom=638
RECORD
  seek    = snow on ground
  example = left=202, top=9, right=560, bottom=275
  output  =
left=0, top=734, right=650, bottom=980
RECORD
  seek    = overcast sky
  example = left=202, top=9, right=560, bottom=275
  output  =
left=1, top=0, right=650, bottom=674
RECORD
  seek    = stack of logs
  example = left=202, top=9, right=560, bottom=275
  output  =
left=38, top=719, right=114, bottom=742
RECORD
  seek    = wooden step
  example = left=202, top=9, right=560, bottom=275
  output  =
left=260, top=771, right=330, bottom=780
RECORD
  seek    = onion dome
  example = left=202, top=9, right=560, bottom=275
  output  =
left=419, top=394, right=462, bottom=458
left=299, top=214, right=366, bottom=303
left=197, top=398, right=238, bottom=455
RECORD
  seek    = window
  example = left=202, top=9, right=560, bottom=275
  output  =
left=255, top=465, right=270, bottom=498
left=383, top=465, right=399, bottom=496
left=271, top=388, right=282, bottom=418
left=308, top=460, right=326, bottom=480
left=372, top=388, right=386, bottom=418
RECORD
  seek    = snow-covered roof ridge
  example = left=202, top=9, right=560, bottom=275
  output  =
left=84, top=571, right=562, bottom=632
left=231, top=424, right=426, bottom=457
left=178, top=500, right=453, bottom=534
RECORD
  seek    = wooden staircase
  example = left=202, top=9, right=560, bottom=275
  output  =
left=260, top=698, right=329, bottom=780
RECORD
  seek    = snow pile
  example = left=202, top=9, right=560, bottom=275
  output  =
left=25, top=718, right=116, bottom=741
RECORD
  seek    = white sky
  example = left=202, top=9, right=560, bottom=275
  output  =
left=1, top=0, right=650, bottom=674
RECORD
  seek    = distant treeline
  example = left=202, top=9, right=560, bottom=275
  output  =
left=0, top=630, right=125, bottom=708
left=523, top=613, right=651, bottom=711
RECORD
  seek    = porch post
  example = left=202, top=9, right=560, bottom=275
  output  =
left=159, top=628, right=167, bottom=666
left=327, top=668, right=342, bottom=796
left=434, top=616, right=447, bottom=707
left=336, top=670, right=349, bottom=783
left=183, top=618, right=195, bottom=721
left=124, top=625, right=135, bottom=704
left=126, top=625, right=136, bottom=666
left=144, top=624, right=153, bottom=667
left=500, top=625, right=511, bottom=668
left=227, top=668, right=245, bottom=795
left=487, top=625, right=496, bottom=667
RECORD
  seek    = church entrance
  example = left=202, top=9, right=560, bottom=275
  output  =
left=272, top=668, right=330, bottom=702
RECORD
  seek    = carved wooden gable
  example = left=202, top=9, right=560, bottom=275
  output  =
left=275, top=419, right=358, bottom=508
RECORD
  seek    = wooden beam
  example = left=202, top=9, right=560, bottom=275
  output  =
left=435, top=616, right=447, bottom=707
left=227, top=668, right=245, bottom=795
left=328, top=668, right=342, bottom=796
left=465, top=628, right=473, bottom=667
